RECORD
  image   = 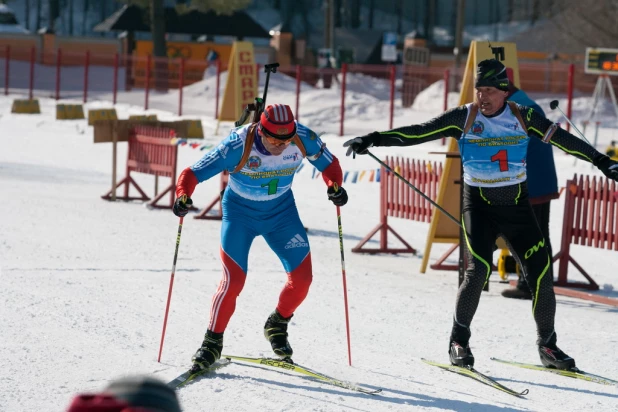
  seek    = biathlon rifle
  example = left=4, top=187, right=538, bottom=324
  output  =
left=234, top=62, right=280, bottom=127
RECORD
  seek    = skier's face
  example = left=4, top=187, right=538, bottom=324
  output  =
left=475, top=86, right=508, bottom=116
left=260, top=129, right=291, bottom=155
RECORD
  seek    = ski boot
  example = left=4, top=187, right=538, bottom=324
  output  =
left=501, top=286, right=532, bottom=300
left=538, top=343, right=575, bottom=370
left=264, top=310, right=293, bottom=358
left=190, top=330, right=223, bottom=374
left=449, top=341, right=475, bottom=368
left=501, top=274, right=532, bottom=300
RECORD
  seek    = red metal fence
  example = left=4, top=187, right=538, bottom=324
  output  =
left=352, top=156, right=442, bottom=254
left=1, top=46, right=614, bottom=136
left=554, top=174, right=618, bottom=290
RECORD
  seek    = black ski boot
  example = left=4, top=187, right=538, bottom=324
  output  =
left=538, top=344, right=575, bottom=370
left=190, top=330, right=223, bottom=374
left=501, top=274, right=532, bottom=300
left=501, top=286, right=532, bottom=300
left=264, top=310, right=293, bottom=358
left=449, top=341, right=474, bottom=368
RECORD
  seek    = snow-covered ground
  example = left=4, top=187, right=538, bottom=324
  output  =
left=1, top=72, right=618, bottom=412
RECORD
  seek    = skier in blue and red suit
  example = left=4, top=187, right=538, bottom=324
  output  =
left=173, top=104, right=348, bottom=374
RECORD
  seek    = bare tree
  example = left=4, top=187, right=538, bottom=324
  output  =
left=24, top=0, right=30, bottom=30
left=349, top=0, right=360, bottom=28
left=396, top=0, right=403, bottom=35
left=81, top=0, right=89, bottom=35
left=48, top=0, right=60, bottom=32
left=150, top=0, right=168, bottom=91
left=100, top=0, right=107, bottom=36
left=68, top=0, right=73, bottom=35
left=530, top=0, right=540, bottom=25
left=36, top=0, right=42, bottom=31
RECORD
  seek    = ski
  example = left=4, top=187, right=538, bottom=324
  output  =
left=491, top=358, right=618, bottom=386
left=167, top=358, right=232, bottom=389
left=223, top=354, right=381, bottom=395
left=421, top=359, right=529, bottom=397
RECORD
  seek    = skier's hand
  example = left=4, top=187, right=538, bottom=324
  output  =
left=343, top=131, right=380, bottom=157
left=173, top=195, right=193, bottom=217
left=327, top=185, right=348, bottom=206
left=594, top=155, right=618, bottom=181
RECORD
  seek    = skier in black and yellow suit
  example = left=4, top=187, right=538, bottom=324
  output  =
left=344, top=59, right=618, bottom=370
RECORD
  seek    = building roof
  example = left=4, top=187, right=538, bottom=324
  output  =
left=94, top=5, right=271, bottom=39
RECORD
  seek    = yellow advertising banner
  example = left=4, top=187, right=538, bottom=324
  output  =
left=219, top=41, right=258, bottom=122
left=420, top=41, right=521, bottom=273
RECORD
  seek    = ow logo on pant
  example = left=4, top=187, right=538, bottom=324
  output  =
left=525, top=239, right=545, bottom=259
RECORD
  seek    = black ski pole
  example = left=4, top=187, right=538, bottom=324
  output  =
left=549, top=100, right=592, bottom=145
left=366, top=150, right=462, bottom=228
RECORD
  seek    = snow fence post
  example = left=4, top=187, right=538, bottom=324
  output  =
left=339, top=63, right=347, bottom=137
left=83, top=51, right=90, bottom=103
left=4, top=45, right=9, bottom=95
left=389, top=64, right=396, bottom=130
left=566, top=63, right=574, bottom=133
left=145, top=55, right=151, bottom=111
left=178, top=58, right=185, bottom=117
left=112, top=53, right=119, bottom=105
left=55, top=49, right=62, bottom=100
left=29, top=46, right=35, bottom=100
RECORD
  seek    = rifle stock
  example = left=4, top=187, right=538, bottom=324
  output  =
left=234, top=62, right=280, bottom=127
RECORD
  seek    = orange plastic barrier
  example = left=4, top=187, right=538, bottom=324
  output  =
left=352, top=156, right=442, bottom=254
left=554, top=174, right=618, bottom=290
left=101, top=126, right=177, bottom=209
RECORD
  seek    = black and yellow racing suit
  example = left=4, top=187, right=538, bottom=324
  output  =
left=369, top=102, right=605, bottom=347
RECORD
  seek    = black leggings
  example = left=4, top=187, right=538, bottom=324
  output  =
left=515, top=202, right=553, bottom=287
left=451, top=184, right=557, bottom=346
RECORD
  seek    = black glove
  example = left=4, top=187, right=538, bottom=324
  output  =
left=172, top=195, right=193, bottom=217
left=594, top=155, right=618, bottom=181
left=327, top=186, right=348, bottom=206
left=343, top=131, right=380, bottom=156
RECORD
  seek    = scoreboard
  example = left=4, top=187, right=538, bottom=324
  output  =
left=585, top=48, right=618, bottom=76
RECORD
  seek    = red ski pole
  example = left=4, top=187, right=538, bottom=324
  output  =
left=158, top=212, right=185, bottom=362
left=333, top=184, right=352, bottom=366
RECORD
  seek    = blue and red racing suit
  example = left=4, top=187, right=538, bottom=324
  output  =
left=176, top=122, right=343, bottom=333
